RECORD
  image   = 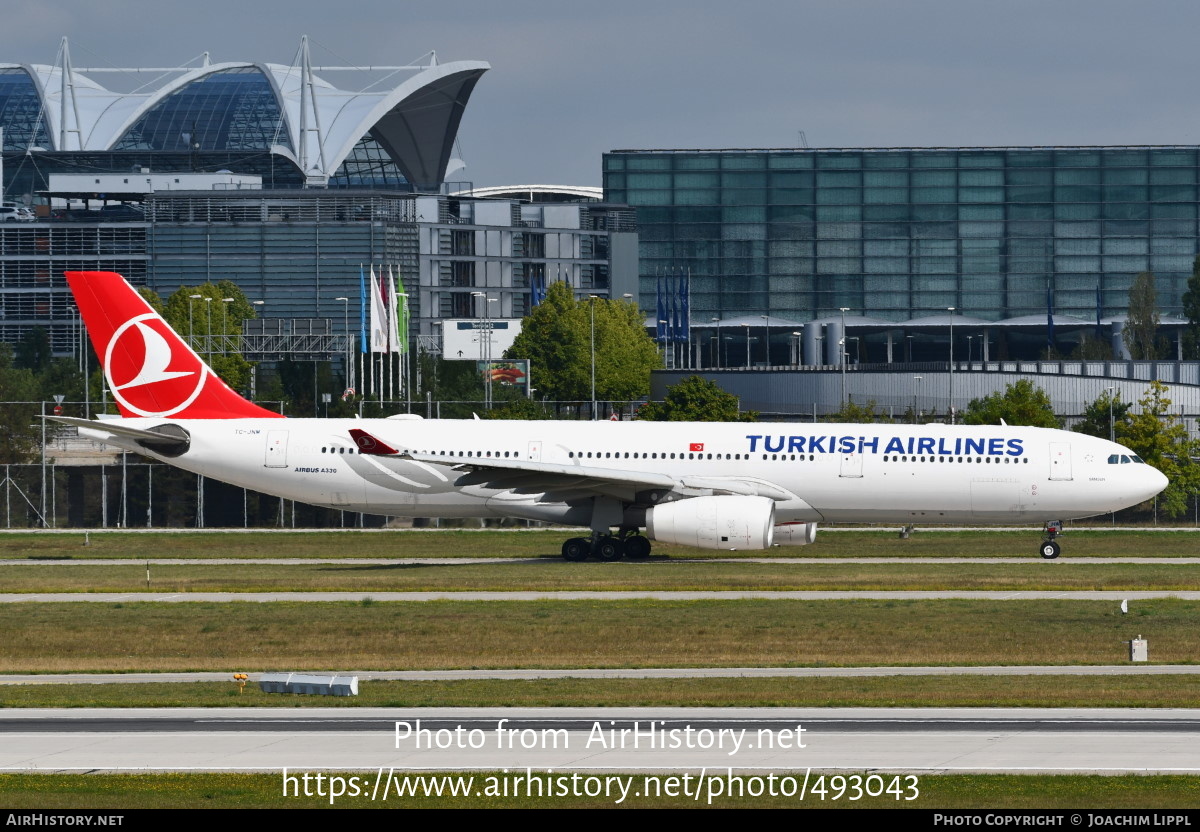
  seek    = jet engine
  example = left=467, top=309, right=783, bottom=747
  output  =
left=772, top=522, right=818, bottom=546
left=645, top=495, right=775, bottom=550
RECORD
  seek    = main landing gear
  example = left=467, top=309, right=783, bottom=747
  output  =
left=1039, top=521, right=1063, bottom=560
left=561, top=530, right=652, bottom=562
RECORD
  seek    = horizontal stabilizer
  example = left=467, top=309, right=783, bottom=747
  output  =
left=46, top=416, right=189, bottom=450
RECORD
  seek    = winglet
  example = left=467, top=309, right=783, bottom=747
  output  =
left=349, top=428, right=400, bottom=456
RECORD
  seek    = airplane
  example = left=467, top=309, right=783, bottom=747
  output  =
left=50, top=271, right=1167, bottom=561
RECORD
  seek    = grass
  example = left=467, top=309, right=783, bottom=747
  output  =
left=3, top=560, right=1200, bottom=592
left=0, top=772, right=1197, bottom=808
left=5, top=675, right=1200, bottom=709
left=4, top=528, right=1200, bottom=560
left=0, top=599, right=1194, bottom=672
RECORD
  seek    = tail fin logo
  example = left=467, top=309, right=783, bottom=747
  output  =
left=104, top=313, right=210, bottom=417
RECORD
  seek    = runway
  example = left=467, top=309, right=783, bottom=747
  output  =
left=2, top=707, right=1197, bottom=773
left=2, top=590, right=1199, bottom=602
left=3, top=557, right=1198, bottom=565
left=3, top=665, right=1200, bottom=685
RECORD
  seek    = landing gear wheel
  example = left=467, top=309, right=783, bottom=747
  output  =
left=1039, top=540, right=1061, bottom=560
left=562, top=537, right=590, bottom=562
left=624, top=535, right=651, bottom=560
left=597, top=536, right=624, bottom=562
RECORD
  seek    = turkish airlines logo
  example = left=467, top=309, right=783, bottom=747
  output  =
left=104, top=313, right=209, bottom=417
left=690, top=443, right=704, bottom=452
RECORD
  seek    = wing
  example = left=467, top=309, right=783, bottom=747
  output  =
left=348, top=428, right=795, bottom=505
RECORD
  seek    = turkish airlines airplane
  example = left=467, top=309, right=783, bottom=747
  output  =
left=52, top=271, right=1166, bottom=561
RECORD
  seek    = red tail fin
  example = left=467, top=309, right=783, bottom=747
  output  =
left=66, top=271, right=283, bottom=419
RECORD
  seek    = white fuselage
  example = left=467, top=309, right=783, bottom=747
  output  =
left=79, top=417, right=1167, bottom=526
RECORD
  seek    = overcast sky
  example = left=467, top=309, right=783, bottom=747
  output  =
left=4, top=1, right=1200, bottom=186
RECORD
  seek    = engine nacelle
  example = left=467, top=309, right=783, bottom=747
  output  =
left=772, top=522, right=818, bottom=546
left=646, top=495, right=775, bottom=550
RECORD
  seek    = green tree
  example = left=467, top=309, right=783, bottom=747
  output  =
left=822, top=397, right=886, bottom=423
left=505, top=282, right=661, bottom=405
left=1073, top=389, right=1132, bottom=441
left=0, top=344, right=41, bottom=463
left=636, top=375, right=757, bottom=422
left=1117, top=380, right=1200, bottom=518
left=14, top=326, right=52, bottom=372
left=1070, top=333, right=1113, bottom=360
left=961, top=379, right=1059, bottom=428
left=1182, top=256, right=1200, bottom=359
left=1124, top=271, right=1163, bottom=360
left=482, top=395, right=557, bottom=420
left=162, top=282, right=257, bottom=393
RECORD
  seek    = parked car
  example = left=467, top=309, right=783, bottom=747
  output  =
left=97, top=204, right=146, bottom=221
left=0, top=204, right=33, bottom=222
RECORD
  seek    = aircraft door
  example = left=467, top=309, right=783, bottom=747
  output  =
left=527, top=441, right=542, bottom=462
left=1048, top=442, right=1072, bottom=481
left=839, top=450, right=863, bottom=478
left=264, top=430, right=289, bottom=468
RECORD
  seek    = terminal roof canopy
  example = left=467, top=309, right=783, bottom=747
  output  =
left=0, top=44, right=489, bottom=187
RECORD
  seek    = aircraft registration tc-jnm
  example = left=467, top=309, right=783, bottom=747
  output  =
left=52, top=271, right=1167, bottom=560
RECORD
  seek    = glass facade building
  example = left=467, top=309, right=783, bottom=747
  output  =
left=603, top=147, right=1200, bottom=323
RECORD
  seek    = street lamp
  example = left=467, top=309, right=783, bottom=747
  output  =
left=1106, top=385, right=1117, bottom=443
left=791, top=330, right=802, bottom=366
left=335, top=297, right=350, bottom=390
left=760, top=314, right=769, bottom=366
left=203, top=297, right=213, bottom=358
left=188, top=294, right=201, bottom=348
left=839, top=307, right=850, bottom=408
left=588, top=294, right=600, bottom=420
left=913, top=375, right=923, bottom=424
left=967, top=335, right=974, bottom=365
left=947, top=306, right=955, bottom=423
left=711, top=318, right=721, bottom=368
left=220, top=298, right=234, bottom=354
left=742, top=324, right=751, bottom=369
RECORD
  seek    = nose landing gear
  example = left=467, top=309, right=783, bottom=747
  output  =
left=1039, top=521, right=1063, bottom=559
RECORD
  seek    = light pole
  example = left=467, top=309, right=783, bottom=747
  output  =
left=839, top=307, right=850, bottom=408
left=1106, top=385, right=1116, bottom=443
left=760, top=314, right=769, bottom=366
left=220, top=298, right=234, bottom=354
left=711, top=318, right=720, bottom=368
left=913, top=375, right=923, bottom=424
left=335, top=297, right=350, bottom=390
left=589, top=294, right=599, bottom=420
left=188, top=294, right=201, bottom=348
left=203, top=297, right=213, bottom=358
left=742, top=324, right=751, bottom=369
left=791, top=330, right=802, bottom=365
left=967, top=335, right=974, bottom=365
left=250, top=300, right=264, bottom=400
left=947, top=306, right=955, bottom=423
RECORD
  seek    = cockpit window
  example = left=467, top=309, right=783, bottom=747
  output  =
left=1131, top=455, right=1144, bottom=463
left=1120, top=455, right=1131, bottom=463
left=1108, top=454, right=1119, bottom=464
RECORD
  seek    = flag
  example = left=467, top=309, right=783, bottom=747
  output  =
left=1046, top=283, right=1055, bottom=351
left=369, top=265, right=388, bottom=353
left=656, top=276, right=667, bottom=342
left=682, top=270, right=691, bottom=346
left=386, top=266, right=402, bottom=354
left=359, top=265, right=369, bottom=354
left=689, top=442, right=704, bottom=452
left=396, top=269, right=410, bottom=354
